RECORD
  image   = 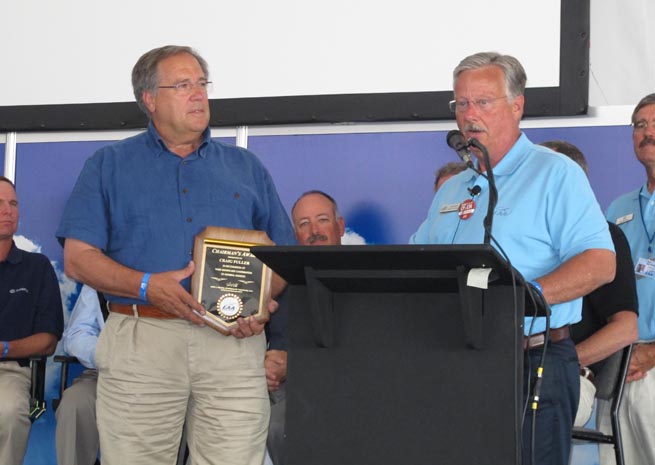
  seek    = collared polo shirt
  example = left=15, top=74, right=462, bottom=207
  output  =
left=57, top=123, right=295, bottom=305
left=0, top=241, right=64, bottom=357
left=411, top=133, right=614, bottom=335
left=607, top=184, right=655, bottom=340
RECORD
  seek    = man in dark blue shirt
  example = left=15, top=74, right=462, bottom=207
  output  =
left=0, top=175, right=63, bottom=465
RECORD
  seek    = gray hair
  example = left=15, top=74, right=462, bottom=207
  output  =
left=631, top=93, right=655, bottom=125
left=453, top=52, right=527, bottom=99
left=131, top=45, right=210, bottom=116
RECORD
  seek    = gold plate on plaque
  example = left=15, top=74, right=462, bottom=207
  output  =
left=191, top=226, right=274, bottom=335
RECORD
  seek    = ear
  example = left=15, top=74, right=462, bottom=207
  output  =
left=337, top=217, right=346, bottom=237
left=143, top=90, right=156, bottom=114
left=511, top=94, right=525, bottom=120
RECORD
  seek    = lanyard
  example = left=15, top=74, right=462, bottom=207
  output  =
left=638, top=186, right=655, bottom=255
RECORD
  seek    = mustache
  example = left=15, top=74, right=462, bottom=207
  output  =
left=463, top=123, right=487, bottom=133
left=307, top=234, right=329, bottom=244
left=639, top=137, right=655, bottom=148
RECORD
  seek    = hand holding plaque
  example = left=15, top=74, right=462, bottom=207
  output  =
left=191, top=226, right=274, bottom=335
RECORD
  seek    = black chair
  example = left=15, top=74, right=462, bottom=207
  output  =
left=572, top=344, right=633, bottom=465
left=28, top=355, right=47, bottom=421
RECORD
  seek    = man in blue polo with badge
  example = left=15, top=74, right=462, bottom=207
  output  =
left=604, top=93, right=655, bottom=465
left=410, top=52, right=616, bottom=465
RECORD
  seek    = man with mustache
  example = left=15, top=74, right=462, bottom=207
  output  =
left=604, top=93, right=655, bottom=465
left=57, top=45, right=295, bottom=465
left=265, top=190, right=344, bottom=465
left=291, top=190, right=345, bottom=247
left=411, top=52, right=616, bottom=465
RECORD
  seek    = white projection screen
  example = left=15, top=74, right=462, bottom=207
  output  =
left=0, top=0, right=588, bottom=131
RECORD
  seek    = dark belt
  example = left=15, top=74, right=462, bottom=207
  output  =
left=109, top=303, right=176, bottom=319
left=523, top=325, right=570, bottom=350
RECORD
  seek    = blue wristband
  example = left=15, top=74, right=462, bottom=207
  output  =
left=529, top=280, right=543, bottom=295
left=139, top=273, right=151, bottom=301
left=1, top=341, right=9, bottom=358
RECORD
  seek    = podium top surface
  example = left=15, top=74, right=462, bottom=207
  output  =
left=251, top=244, right=518, bottom=285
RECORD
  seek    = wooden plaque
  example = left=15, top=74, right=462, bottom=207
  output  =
left=191, top=226, right=274, bottom=335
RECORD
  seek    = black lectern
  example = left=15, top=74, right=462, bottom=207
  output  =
left=253, top=244, right=525, bottom=465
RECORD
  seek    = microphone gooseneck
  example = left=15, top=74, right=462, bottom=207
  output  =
left=467, top=137, right=497, bottom=246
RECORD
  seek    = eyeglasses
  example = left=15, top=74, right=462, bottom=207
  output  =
left=158, top=80, right=213, bottom=96
left=449, top=96, right=507, bottom=113
left=633, top=119, right=655, bottom=132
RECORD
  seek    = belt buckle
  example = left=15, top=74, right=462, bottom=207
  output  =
left=525, top=332, right=545, bottom=350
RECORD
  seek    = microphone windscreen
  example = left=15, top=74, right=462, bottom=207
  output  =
left=446, top=130, right=466, bottom=150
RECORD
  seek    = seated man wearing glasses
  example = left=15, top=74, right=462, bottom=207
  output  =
left=57, top=45, right=295, bottom=465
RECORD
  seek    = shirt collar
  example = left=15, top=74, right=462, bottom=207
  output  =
left=3, top=241, right=22, bottom=265
left=483, top=132, right=530, bottom=176
left=146, top=122, right=211, bottom=158
left=639, top=182, right=655, bottom=200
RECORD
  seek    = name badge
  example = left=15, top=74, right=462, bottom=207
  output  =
left=616, top=213, right=634, bottom=225
left=635, top=257, right=655, bottom=280
left=440, top=203, right=460, bottom=213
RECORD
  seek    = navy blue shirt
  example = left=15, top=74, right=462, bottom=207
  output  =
left=57, top=123, right=296, bottom=304
left=0, top=241, right=64, bottom=346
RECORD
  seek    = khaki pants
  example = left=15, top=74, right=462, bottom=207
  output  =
left=598, top=365, right=655, bottom=465
left=96, top=313, right=269, bottom=465
left=574, top=374, right=597, bottom=427
left=0, top=362, right=31, bottom=465
left=55, top=368, right=99, bottom=465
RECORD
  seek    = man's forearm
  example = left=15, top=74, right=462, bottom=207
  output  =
left=3, top=333, right=58, bottom=358
left=537, top=248, right=616, bottom=305
left=576, top=311, right=638, bottom=367
left=64, top=238, right=143, bottom=299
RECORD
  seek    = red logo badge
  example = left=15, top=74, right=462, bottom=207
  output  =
left=458, top=199, right=476, bottom=220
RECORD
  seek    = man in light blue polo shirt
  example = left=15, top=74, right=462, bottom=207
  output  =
left=411, top=52, right=615, bottom=465
left=604, top=93, right=655, bottom=465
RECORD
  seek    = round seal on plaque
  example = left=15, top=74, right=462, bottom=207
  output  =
left=216, top=293, right=243, bottom=321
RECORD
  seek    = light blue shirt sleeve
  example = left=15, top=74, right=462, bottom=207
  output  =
left=62, top=284, right=104, bottom=369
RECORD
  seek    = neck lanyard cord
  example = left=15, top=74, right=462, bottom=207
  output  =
left=638, top=186, right=655, bottom=255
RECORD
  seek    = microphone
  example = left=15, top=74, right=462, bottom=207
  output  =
left=467, top=185, right=481, bottom=196
left=446, top=130, right=475, bottom=168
